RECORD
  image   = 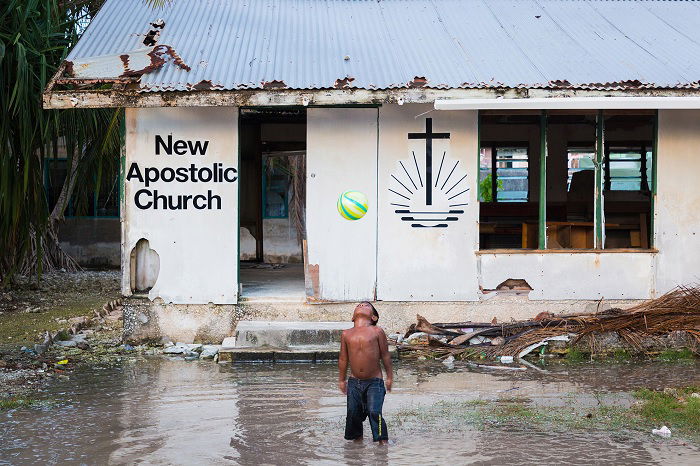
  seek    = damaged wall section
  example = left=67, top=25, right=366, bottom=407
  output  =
left=479, top=252, right=654, bottom=300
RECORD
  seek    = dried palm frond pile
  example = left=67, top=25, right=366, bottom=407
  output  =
left=396, top=286, right=700, bottom=360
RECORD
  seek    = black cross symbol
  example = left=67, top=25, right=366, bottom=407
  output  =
left=408, top=118, right=450, bottom=205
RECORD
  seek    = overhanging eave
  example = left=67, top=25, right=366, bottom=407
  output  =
left=434, top=96, right=700, bottom=111
left=43, top=88, right=700, bottom=110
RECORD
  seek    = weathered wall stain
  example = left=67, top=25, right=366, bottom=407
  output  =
left=306, top=264, right=320, bottom=299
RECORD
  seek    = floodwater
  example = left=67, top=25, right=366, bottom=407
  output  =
left=2, top=359, right=700, bottom=465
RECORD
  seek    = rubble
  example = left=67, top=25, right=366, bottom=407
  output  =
left=652, top=426, right=672, bottom=438
left=395, top=286, right=700, bottom=363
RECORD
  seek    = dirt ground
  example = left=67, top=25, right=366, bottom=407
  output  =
left=0, top=270, right=120, bottom=348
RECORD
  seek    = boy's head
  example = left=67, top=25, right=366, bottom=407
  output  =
left=352, top=301, right=379, bottom=325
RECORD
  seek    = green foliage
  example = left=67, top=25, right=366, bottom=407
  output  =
left=611, top=349, right=633, bottom=362
left=634, top=387, right=700, bottom=433
left=0, top=398, right=41, bottom=410
left=657, top=348, right=695, bottom=362
left=478, top=174, right=502, bottom=202
left=0, top=0, right=121, bottom=283
left=566, top=348, right=590, bottom=363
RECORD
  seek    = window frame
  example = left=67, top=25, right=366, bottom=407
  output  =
left=44, top=157, right=120, bottom=219
left=477, top=110, right=658, bottom=253
left=479, top=141, right=531, bottom=203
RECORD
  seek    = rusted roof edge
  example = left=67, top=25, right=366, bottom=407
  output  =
left=42, top=87, right=700, bottom=110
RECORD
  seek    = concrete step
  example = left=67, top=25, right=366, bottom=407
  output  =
left=218, top=320, right=398, bottom=363
left=227, top=320, right=353, bottom=348
left=218, top=346, right=340, bottom=363
left=218, top=345, right=398, bottom=363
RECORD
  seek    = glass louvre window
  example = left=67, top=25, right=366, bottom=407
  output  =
left=478, top=146, right=529, bottom=202
left=605, top=147, right=652, bottom=192
left=495, top=147, right=528, bottom=202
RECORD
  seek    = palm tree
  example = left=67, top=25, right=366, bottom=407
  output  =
left=0, top=0, right=121, bottom=285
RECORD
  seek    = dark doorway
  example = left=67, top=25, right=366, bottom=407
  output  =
left=238, top=108, right=306, bottom=299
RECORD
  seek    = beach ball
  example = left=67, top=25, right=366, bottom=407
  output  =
left=337, top=190, right=368, bottom=220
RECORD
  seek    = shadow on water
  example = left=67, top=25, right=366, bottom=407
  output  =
left=1, top=358, right=700, bottom=465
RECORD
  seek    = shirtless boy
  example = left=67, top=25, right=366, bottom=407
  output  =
left=338, top=302, right=393, bottom=444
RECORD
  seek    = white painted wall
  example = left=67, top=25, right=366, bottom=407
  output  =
left=655, top=110, right=700, bottom=293
left=118, top=106, right=700, bottom=306
left=306, top=108, right=378, bottom=300
left=479, top=252, right=654, bottom=300
left=123, top=107, right=238, bottom=304
left=377, top=105, right=479, bottom=301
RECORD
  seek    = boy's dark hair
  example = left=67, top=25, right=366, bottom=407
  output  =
left=361, top=301, right=379, bottom=325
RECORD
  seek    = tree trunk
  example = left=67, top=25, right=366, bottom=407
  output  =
left=19, top=150, right=83, bottom=277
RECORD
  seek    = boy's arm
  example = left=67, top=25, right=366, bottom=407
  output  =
left=377, top=328, right=393, bottom=391
left=338, top=331, right=348, bottom=394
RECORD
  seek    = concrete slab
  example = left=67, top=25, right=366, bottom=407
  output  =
left=239, top=264, right=305, bottom=300
left=234, top=320, right=353, bottom=348
left=123, top=295, right=646, bottom=345
left=218, top=346, right=326, bottom=363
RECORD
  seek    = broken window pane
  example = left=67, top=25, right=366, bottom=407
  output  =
left=479, top=113, right=540, bottom=249
left=603, top=114, right=654, bottom=249
left=546, top=113, right=596, bottom=249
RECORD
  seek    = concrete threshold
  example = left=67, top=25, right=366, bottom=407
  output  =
left=238, top=296, right=306, bottom=304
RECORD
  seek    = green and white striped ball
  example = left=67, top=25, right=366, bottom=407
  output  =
left=337, top=190, right=368, bottom=220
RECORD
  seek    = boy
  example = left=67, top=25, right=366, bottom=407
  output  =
left=338, top=302, right=393, bottom=444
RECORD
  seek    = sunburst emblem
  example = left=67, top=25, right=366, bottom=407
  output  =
left=388, top=118, right=469, bottom=228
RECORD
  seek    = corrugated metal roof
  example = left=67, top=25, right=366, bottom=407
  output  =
left=65, top=0, right=700, bottom=92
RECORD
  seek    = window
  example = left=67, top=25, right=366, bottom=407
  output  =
left=44, top=158, right=119, bottom=218
left=478, top=112, right=656, bottom=251
left=605, top=146, right=652, bottom=192
left=567, top=147, right=595, bottom=192
left=479, top=146, right=529, bottom=202
left=262, top=153, right=291, bottom=218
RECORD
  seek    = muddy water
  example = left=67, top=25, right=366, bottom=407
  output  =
left=2, top=359, right=700, bottom=465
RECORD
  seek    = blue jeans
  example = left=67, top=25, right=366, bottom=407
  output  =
left=344, top=377, right=388, bottom=442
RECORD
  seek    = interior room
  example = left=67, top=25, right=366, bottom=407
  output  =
left=238, top=108, right=307, bottom=299
left=479, top=111, right=654, bottom=250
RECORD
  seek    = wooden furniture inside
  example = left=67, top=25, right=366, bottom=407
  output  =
left=521, top=215, right=648, bottom=249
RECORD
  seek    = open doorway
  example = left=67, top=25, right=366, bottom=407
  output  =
left=238, top=108, right=306, bottom=300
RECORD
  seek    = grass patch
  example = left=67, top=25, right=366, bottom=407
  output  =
left=0, top=397, right=41, bottom=410
left=0, top=299, right=104, bottom=347
left=566, top=348, right=590, bottom=363
left=633, top=386, right=700, bottom=436
left=657, top=348, right=696, bottom=362
left=392, top=397, right=643, bottom=435
left=611, top=349, right=633, bottom=362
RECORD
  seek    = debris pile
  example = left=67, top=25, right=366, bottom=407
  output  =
left=396, top=286, right=700, bottom=360
left=29, top=298, right=124, bottom=355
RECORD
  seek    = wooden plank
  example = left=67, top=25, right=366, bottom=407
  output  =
left=475, top=248, right=658, bottom=254
left=639, top=213, right=649, bottom=249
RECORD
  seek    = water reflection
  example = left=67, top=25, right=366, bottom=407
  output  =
left=1, top=359, right=699, bottom=465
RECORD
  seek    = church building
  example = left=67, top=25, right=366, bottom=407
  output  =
left=44, top=0, right=700, bottom=341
